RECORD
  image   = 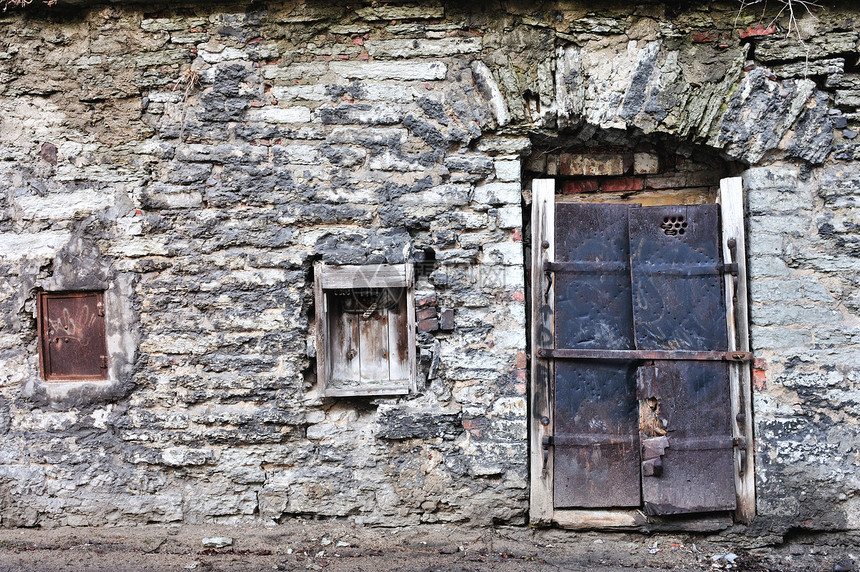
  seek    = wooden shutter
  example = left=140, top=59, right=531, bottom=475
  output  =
left=315, top=263, right=416, bottom=397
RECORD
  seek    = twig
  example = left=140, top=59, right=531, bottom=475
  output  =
left=170, top=69, right=201, bottom=142
left=1, top=0, right=55, bottom=11
left=735, top=0, right=821, bottom=40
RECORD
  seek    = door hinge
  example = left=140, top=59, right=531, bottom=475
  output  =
left=541, top=435, right=553, bottom=477
left=734, top=436, right=748, bottom=477
left=719, top=262, right=739, bottom=276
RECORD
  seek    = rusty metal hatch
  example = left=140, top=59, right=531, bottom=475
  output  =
left=549, top=203, right=737, bottom=516
left=38, top=291, right=108, bottom=381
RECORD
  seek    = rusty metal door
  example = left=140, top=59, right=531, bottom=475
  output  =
left=550, top=203, right=737, bottom=515
left=552, top=203, right=640, bottom=507
left=38, top=291, right=108, bottom=381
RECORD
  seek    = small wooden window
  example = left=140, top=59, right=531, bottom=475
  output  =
left=314, top=263, right=416, bottom=397
left=37, top=291, right=108, bottom=381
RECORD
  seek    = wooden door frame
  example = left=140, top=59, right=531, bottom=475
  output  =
left=528, top=178, right=755, bottom=529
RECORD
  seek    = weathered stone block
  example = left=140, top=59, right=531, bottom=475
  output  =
left=329, top=61, right=447, bottom=81
left=472, top=182, right=521, bottom=205
left=755, top=32, right=859, bottom=63
left=366, top=37, right=481, bottom=59
left=633, top=152, right=659, bottom=174
left=375, top=404, right=461, bottom=440
left=246, top=106, right=312, bottom=124
left=14, top=190, right=113, bottom=221
left=750, top=304, right=840, bottom=327
left=355, top=5, right=444, bottom=21
left=750, top=327, right=813, bottom=350
left=475, top=137, right=531, bottom=156
left=496, top=206, right=521, bottom=229
left=199, top=46, right=248, bottom=63
left=481, top=242, right=522, bottom=266
left=493, top=159, right=520, bottom=182
left=318, top=103, right=402, bottom=125
left=558, top=152, right=632, bottom=176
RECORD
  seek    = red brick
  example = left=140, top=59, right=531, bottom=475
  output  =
left=691, top=31, right=717, bottom=43
left=753, top=368, right=767, bottom=392
left=515, top=351, right=527, bottom=369
left=462, top=417, right=485, bottom=437
left=562, top=179, right=599, bottom=194
left=739, top=24, right=776, bottom=38
left=418, top=317, right=439, bottom=332
left=417, top=307, right=437, bottom=321
left=600, top=177, right=644, bottom=192
left=415, top=295, right=437, bottom=309
left=509, top=290, right=525, bottom=302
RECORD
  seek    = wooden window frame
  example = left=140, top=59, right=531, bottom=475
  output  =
left=529, top=177, right=755, bottom=529
left=37, top=290, right=109, bottom=382
left=314, top=263, right=417, bottom=397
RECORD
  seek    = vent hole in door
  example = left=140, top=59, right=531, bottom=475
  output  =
left=661, top=215, right=688, bottom=236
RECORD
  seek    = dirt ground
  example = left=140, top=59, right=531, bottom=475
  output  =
left=0, top=521, right=856, bottom=572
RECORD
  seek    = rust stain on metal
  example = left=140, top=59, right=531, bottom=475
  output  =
left=38, top=291, right=108, bottom=381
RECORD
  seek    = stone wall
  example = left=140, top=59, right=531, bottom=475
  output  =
left=0, top=0, right=858, bottom=537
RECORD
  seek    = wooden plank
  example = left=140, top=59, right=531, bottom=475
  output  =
left=329, top=297, right=361, bottom=388
left=644, top=513, right=733, bottom=532
left=553, top=509, right=647, bottom=530
left=403, top=262, right=417, bottom=394
left=557, top=187, right=716, bottom=206
left=314, top=263, right=330, bottom=395
left=529, top=178, right=554, bottom=525
left=358, top=305, right=391, bottom=383
left=325, top=385, right=410, bottom=397
left=387, top=289, right=411, bottom=383
left=719, top=176, right=756, bottom=524
left=553, top=509, right=732, bottom=532
left=317, top=264, right=408, bottom=289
